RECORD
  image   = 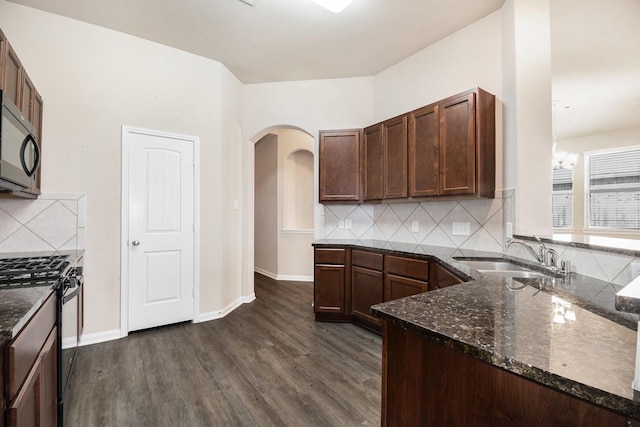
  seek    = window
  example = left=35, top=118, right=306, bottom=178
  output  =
left=586, top=147, right=640, bottom=230
left=552, top=168, right=573, bottom=228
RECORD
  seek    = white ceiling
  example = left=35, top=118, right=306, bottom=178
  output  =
left=550, top=0, right=640, bottom=140
left=6, top=0, right=640, bottom=140
left=6, top=0, right=504, bottom=84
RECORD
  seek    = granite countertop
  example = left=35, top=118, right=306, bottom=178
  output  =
left=313, top=239, right=640, bottom=419
left=0, top=286, right=55, bottom=343
left=0, top=249, right=85, bottom=346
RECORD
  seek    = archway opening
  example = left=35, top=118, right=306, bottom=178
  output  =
left=254, top=128, right=315, bottom=281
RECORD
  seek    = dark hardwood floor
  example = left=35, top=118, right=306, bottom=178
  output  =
left=66, top=273, right=382, bottom=426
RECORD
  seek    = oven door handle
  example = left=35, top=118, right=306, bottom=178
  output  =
left=62, top=279, right=82, bottom=304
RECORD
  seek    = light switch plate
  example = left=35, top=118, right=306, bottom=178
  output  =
left=452, top=222, right=470, bottom=236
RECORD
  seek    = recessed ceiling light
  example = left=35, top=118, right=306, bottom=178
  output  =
left=312, top=0, right=354, bottom=13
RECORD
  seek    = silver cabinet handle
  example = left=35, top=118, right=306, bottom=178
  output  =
left=131, top=240, right=140, bottom=246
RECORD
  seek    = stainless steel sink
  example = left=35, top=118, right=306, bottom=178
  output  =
left=454, top=258, right=554, bottom=279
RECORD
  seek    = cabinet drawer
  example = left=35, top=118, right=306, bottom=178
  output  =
left=8, top=292, right=56, bottom=399
left=352, top=250, right=383, bottom=270
left=385, top=255, right=429, bottom=281
left=315, top=248, right=346, bottom=265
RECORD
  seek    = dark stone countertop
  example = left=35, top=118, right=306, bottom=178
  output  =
left=313, top=239, right=640, bottom=419
left=0, top=286, right=55, bottom=343
left=0, top=249, right=85, bottom=346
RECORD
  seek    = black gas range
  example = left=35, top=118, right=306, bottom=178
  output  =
left=0, top=251, right=84, bottom=427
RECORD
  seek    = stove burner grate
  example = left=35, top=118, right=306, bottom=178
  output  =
left=0, top=255, right=70, bottom=287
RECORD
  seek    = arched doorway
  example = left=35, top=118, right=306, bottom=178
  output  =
left=254, top=128, right=315, bottom=281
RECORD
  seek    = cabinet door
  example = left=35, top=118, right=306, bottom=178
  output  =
left=319, top=130, right=361, bottom=202
left=2, top=41, right=23, bottom=108
left=363, top=124, right=384, bottom=201
left=41, top=327, right=57, bottom=426
left=352, top=266, right=383, bottom=326
left=0, top=30, right=6, bottom=91
left=314, top=265, right=346, bottom=314
left=429, top=262, right=463, bottom=291
left=409, top=104, right=439, bottom=197
left=7, top=327, right=57, bottom=427
left=439, top=92, right=476, bottom=196
left=383, top=116, right=408, bottom=199
left=20, top=71, right=35, bottom=119
left=385, top=274, right=428, bottom=301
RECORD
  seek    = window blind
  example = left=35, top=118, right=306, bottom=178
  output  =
left=588, top=149, right=640, bottom=229
left=552, top=168, right=572, bottom=228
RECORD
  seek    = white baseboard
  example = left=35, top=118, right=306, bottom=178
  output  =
left=276, top=274, right=313, bottom=282
left=254, top=267, right=312, bottom=282
left=254, top=267, right=277, bottom=280
left=195, top=293, right=256, bottom=323
left=77, top=293, right=258, bottom=344
left=79, top=328, right=122, bottom=347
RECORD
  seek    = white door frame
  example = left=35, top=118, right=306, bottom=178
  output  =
left=120, top=125, right=200, bottom=338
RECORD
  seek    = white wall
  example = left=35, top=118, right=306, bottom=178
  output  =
left=254, top=134, right=278, bottom=276
left=502, top=0, right=553, bottom=236
left=243, top=77, right=375, bottom=242
left=373, top=11, right=503, bottom=126
left=277, top=129, right=314, bottom=280
left=254, top=129, right=315, bottom=281
left=0, top=1, right=246, bottom=337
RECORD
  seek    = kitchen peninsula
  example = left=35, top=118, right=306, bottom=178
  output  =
left=313, top=240, right=640, bottom=426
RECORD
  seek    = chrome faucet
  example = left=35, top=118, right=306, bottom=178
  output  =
left=505, top=235, right=564, bottom=272
left=505, top=238, right=544, bottom=264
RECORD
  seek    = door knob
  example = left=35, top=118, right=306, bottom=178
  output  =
left=131, top=240, right=140, bottom=246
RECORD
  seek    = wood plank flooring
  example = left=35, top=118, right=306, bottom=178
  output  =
left=65, top=274, right=382, bottom=426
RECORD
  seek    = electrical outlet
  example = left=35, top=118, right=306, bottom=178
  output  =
left=506, top=222, right=513, bottom=239
left=338, top=220, right=345, bottom=229
left=452, top=222, right=470, bottom=236
left=631, top=262, right=640, bottom=279
left=345, top=219, right=352, bottom=229
left=411, top=220, right=419, bottom=233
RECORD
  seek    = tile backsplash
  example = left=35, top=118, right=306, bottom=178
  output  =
left=0, top=193, right=86, bottom=253
left=320, top=190, right=640, bottom=290
left=320, top=190, right=514, bottom=254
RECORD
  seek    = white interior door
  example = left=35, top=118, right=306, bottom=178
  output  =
left=126, top=129, right=195, bottom=332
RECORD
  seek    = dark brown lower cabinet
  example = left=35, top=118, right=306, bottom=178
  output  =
left=382, top=323, right=637, bottom=427
left=314, top=264, right=346, bottom=314
left=429, top=262, right=463, bottom=290
left=351, top=266, right=383, bottom=331
left=7, top=327, right=57, bottom=427
left=313, top=246, right=465, bottom=331
left=314, top=248, right=350, bottom=322
left=384, top=274, right=428, bottom=301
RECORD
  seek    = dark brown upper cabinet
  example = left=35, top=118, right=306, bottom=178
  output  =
left=409, top=88, right=495, bottom=199
left=1, top=33, right=23, bottom=108
left=0, top=29, right=44, bottom=197
left=382, top=115, right=408, bottom=199
left=439, top=88, right=495, bottom=198
left=363, top=124, right=384, bottom=201
left=408, top=103, right=439, bottom=197
left=439, top=91, right=477, bottom=196
left=319, top=130, right=361, bottom=203
left=319, top=87, right=495, bottom=205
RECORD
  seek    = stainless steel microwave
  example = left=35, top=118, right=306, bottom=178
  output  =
left=0, top=90, right=40, bottom=193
